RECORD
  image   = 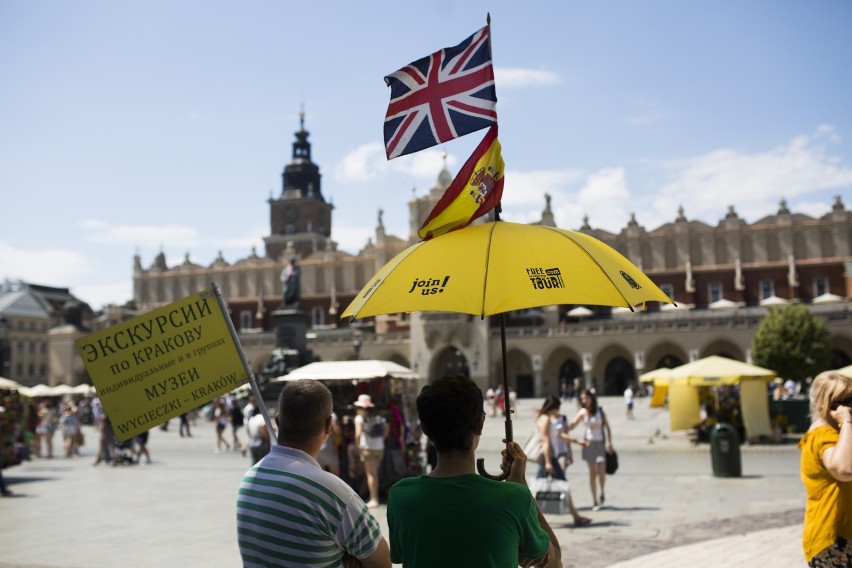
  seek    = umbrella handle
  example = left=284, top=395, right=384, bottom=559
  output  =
left=476, top=457, right=509, bottom=481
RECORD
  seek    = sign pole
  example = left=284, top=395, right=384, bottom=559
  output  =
left=211, top=281, right=277, bottom=440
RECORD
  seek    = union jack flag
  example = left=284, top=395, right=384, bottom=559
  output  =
left=383, top=26, right=497, bottom=160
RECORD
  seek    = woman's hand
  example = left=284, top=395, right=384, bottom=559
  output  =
left=830, top=404, right=852, bottom=428
left=544, top=460, right=553, bottom=473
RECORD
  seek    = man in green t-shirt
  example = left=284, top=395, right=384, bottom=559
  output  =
left=387, top=375, right=561, bottom=568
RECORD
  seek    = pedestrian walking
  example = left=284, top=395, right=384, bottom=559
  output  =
left=624, top=383, right=635, bottom=419
left=134, top=430, right=152, bottom=464
left=91, top=414, right=117, bottom=466
left=353, top=394, right=387, bottom=508
left=59, top=404, right=81, bottom=458
left=229, top=396, right=244, bottom=450
left=178, top=412, right=191, bottom=437
left=213, top=398, right=230, bottom=453
left=798, top=370, right=852, bottom=566
left=568, top=388, right=614, bottom=511
left=236, top=379, right=390, bottom=567
left=534, top=396, right=591, bottom=527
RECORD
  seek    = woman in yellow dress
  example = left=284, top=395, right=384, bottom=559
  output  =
left=798, top=370, right=852, bottom=566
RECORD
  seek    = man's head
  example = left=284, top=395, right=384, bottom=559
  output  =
left=276, top=379, right=332, bottom=445
left=416, top=375, right=483, bottom=453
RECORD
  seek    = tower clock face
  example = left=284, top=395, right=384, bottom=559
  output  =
left=283, top=205, right=298, bottom=223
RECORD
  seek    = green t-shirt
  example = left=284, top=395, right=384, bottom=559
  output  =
left=387, top=474, right=550, bottom=567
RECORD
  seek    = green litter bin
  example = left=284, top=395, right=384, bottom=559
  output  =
left=710, top=422, right=741, bottom=477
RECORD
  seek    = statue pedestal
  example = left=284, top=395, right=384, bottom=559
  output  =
left=272, top=309, right=308, bottom=355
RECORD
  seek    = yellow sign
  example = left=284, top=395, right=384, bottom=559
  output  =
left=75, top=288, right=247, bottom=441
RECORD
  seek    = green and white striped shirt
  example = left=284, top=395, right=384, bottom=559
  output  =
left=237, top=445, right=383, bottom=567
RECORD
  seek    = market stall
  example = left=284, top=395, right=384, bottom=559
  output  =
left=272, top=359, right=425, bottom=494
left=651, top=356, right=775, bottom=442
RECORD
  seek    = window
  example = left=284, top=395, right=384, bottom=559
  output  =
left=814, top=277, right=829, bottom=297
left=239, top=310, right=253, bottom=330
left=659, top=283, right=674, bottom=301
left=759, top=280, right=774, bottom=300
left=312, top=307, right=324, bottom=327
left=708, top=283, right=723, bottom=304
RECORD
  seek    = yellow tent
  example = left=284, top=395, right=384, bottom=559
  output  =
left=639, top=367, right=676, bottom=408
left=663, top=356, right=776, bottom=440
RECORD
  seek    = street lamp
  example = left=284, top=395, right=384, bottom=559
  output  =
left=352, top=333, right=362, bottom=361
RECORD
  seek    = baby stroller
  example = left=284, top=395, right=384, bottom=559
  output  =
left=112, top=438, right=136, bottom=466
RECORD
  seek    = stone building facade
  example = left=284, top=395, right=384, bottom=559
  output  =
left=132, top=118, right=852, bottom=397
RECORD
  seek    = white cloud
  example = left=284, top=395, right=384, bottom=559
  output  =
left=498, top=167, right=631, bottom=232
left=654, top=126, right=852, bottom=223
left=0, top=240, right=93, bottom=286
left=332, top=224, right=375, bottom=255
left=335, top=142, right=387, bottom=182
left=501, top=169, right=585, bottom=209
left=79, top=219, right=201, bottom=247
left=334, top=143, right=458, bottom=183
left=494, top=67, right=561, bottom=88
left=557, top=167, right=632, bottom=232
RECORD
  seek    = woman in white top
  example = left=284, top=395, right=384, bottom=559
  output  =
left=353, top=394, right=388, bottom=508
left=568, top=388, right=613, bottom=511
left=535, top=396, right=591, bottom=526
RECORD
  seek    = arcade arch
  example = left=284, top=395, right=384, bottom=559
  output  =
left=645, top=342, right=688, bottom=370
left=594, top=344, right=635, bottom=395
left=701, top=339, right=745, bottom=361
left=829, top=332, right=852, bottom=369
left=430, top=346, right=470, bottom=380
left=542, top=345, right=582, bottom=399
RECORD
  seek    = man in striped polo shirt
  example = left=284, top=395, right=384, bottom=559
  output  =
left=236, top=379, right=390, bottom=567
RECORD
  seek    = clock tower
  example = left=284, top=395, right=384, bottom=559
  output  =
left=264, top=110, right=333, bottom=260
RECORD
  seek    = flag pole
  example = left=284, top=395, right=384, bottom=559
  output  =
left=211, top=281, right=277, bottom=441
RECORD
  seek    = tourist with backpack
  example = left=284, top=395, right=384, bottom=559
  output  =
left=353, top=394, right=388, bottom=508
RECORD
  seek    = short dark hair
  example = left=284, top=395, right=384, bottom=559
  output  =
left=277, top=379, right=332, bottom=444
left=417, top=375, right=482, bottom=452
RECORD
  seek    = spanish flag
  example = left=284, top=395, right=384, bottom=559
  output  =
left=418, top=124, right=504, bottom=240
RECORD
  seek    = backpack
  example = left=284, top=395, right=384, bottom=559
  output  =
left=366, top=415, right=386, bottom=438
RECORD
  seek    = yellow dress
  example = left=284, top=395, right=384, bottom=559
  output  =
left=798, top=425, right=852, bottom=561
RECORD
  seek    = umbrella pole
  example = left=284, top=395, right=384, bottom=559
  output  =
left=476, top=313, right=512, bottom=481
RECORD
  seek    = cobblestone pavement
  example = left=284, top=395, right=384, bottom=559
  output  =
left=0, top=394, right=808, bottom=567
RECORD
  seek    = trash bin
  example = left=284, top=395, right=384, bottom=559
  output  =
left=710, top=422, right=741, bottom=477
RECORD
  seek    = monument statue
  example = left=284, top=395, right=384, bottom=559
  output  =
left=280, top=257, right=301, bottom=309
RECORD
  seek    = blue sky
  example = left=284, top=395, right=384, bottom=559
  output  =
left=2, top=1, right=851, bottom=311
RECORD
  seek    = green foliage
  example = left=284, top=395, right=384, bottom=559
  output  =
left=751, top=304, right=832, bottom=382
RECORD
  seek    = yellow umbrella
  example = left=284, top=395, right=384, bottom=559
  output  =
left=342, top=220, right=673, bottom=479
left=342, top=221, right=672, bottom=318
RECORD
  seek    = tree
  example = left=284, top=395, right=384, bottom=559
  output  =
left=751, top=303, right=832, bottom=382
